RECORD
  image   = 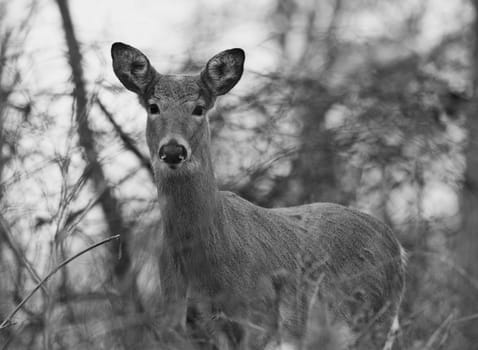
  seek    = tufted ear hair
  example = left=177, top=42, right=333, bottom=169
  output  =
left=200, top=48, right=245, bottom=96
left=111, top=42, right=157, bottom=94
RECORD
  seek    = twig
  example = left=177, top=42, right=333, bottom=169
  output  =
left=352, top=301, right=392, bottom=347
left=307, top=273, right=325, bottom=320
left=0, top=234, right=120, bottom=331
left=96, top=97, right=154, bottom=179
left=423, top=311, right=456, bottom=350
left=413, top=251, right=478, bottom=292
left=452, top=313, right=478, bottom=325
left=0, top=214, right=48, bottom=296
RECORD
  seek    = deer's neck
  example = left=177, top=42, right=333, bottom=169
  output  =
left=156, top=158, right=223, bottom=277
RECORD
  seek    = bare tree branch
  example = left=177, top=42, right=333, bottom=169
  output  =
left=96, top=97, right=154, bottom=179
left=55, top=0, right=130, bottom=277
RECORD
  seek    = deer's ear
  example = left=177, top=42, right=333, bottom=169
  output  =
left=111, top=42, right=156, bottom=94
left=201, top=48, right=244, bottom=96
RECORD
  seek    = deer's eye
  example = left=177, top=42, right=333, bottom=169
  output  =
left=192, top=105, right=204, bottom=116
left=149, top=104, right=160, bottom=114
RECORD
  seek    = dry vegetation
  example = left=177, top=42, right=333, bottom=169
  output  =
left=1, top=0, right=478, bottom=349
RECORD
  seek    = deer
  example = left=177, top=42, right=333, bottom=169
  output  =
left=111, top=42, right=406, bottom=350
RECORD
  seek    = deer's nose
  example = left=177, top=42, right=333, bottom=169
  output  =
left=159, top=140, right=188, bottom=165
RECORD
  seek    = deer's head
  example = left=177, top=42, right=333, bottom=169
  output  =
left=111, top=43, right=244, bottom=180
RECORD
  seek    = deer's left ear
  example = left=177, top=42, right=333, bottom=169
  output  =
left=201, top=48, right=245, bottom=96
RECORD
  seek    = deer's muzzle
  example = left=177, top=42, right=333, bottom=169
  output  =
left=158, top=139, right=188, bottom=167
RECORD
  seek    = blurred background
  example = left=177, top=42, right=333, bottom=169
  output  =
left=0, top=0, right=477, bottom=349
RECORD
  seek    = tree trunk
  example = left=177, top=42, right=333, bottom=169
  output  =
left=293, top=86, right=340, bottom=204
left=55, top=0, right=129, bottom=277
left=266, top=0, right=343, bottom=206
left=455, top=0, right=478, bottom=342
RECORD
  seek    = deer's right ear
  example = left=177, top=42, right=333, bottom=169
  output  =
left=111, top=42, right=156, bottom=94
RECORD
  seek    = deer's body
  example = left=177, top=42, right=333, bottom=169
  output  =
left=161, top=184, right=403, bottom=314
left=111, top=43, right=406, bottom=349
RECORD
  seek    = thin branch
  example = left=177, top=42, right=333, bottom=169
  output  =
left=0, top=234, right=120, bottom=331
left=352, top=301, right=392, bottom=347
left=0, top=214, right=48, bottom=296
left=423, top=311, right=456, bottom=350
left=96, top=97, right=154, bottom=179
left=452, top=313, right=478, bottom=325
left=322, top=0, right=343, bottom=73
left=413, top=251, right=478, bottom=292
left=55, top=0, right=130, bottom=276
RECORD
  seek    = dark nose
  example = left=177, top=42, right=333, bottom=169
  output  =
left=159, top=140, right=188, bottom=165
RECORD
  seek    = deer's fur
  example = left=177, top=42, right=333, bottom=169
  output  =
left=112, top=42, right=406, bottom=349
